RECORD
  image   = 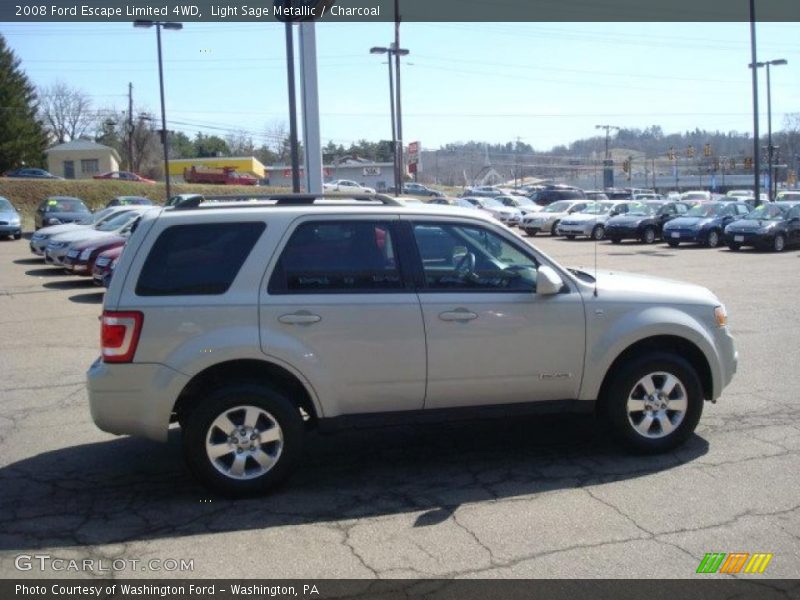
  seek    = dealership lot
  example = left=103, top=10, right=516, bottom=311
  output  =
left=1, top=232, right=799, bottom=579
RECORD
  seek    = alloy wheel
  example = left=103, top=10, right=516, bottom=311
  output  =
left=626, top=372, right=688, bottom=439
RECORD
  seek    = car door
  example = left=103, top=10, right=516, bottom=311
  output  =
left=404, top=218, right=586, bottom=409
left=259, top=217, right=426, bottom=417
left=786, top=206, right=800, bottom=246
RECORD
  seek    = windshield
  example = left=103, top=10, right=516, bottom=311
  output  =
left=686, top=203, right=723, bottom=217
left=579, top=202, right=611, bottom=215
left=513, top=196, right=536, bottom=206
left=116, top=197, right=151, bottom=205
left=46, top=198, right=89, bottom=213
left=626, top=202, right=657, bottom=216
left=0, top=198, right=13, bottom=211
left=95, top=211, right=137, bottom=231
left=745, top=204, right=784, bottom=221
left=481, top=198, right=504, bottom=208
left=682, top=193, right=707, bottom=201
left=544, top=201, right=571, bottom=213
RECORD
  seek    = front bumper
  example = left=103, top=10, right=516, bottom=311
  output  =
left=664, top=228, right=705, bottom=243
left=558, top=222, right=593, bottom=236
left=724, top=230, right=772, bottom=248
left=605, top=225, right=642, bottom=240
left=0, top=224, right=21, bottom=236
left=44, top=246, right=69, bottom=265
left=87, top=358, right=190, bottom=442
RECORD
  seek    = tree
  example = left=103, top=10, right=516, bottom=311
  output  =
left=0, top=34, right=48, bottom=172
left=225, top=130, right=255, bottom=156
left=38, top=81, right=94, bottom=143
left=194, top=133, right=230, bottom=158
left=167, top=131, right=196, bottom=159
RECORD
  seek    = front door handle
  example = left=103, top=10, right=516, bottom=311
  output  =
left=278, top=311, right=321, bottom=325
left=439, top=308, right=478, bottom=322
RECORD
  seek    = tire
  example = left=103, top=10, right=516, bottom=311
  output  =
left=705, top=230, right=720, bottom=248
left=524, top=229, right=536, bottom=237
left=550, top=221, right=560, bottom=236
left=591, top=225, right=605, bottom=241
left=565, top=235, right=576, bottom=240
left=641, top=226, right=656, bottom=244
left=773, top=234, right=786, bottom=253
left=602, top=353, right=703, bottom=454
left=182, top=382, right=304, bottom=496
left=667, top=240, right=680, bottom=248
left=727, top=243, right=741, bottom=251
left=610, top=237, right=621, bottom=244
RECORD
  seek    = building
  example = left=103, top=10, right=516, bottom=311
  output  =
left=267, top=160, right=395, bottom=191
left=45, top=140, right=120, bottom=179
left=168, top=157, right=267, bottom=180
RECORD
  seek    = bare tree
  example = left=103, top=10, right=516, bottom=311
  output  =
left=38, top=81, right=94, bottom=143
left=225, top=130, right=255, bottom=156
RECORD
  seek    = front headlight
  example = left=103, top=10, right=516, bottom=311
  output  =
left=80, top=248, right=92, bottom=261
left=714, top=305, right=728, bottom=328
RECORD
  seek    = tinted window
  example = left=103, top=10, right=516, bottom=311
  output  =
left=136, top=222, right=265, bottom=296
left=412, top=223, right=539, bottom=292
left=269, top=221, right=403, bottom=294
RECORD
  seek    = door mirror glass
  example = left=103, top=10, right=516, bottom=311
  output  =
left=537, top=266, right=563, bottom=296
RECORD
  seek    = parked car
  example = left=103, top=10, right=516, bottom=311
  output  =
left=463, top=185, right=503, bottom=197
left=723, top=201, right=800, bottom=252
left=604, top=189, right=634, bottom=200
left=497, top=195, right=541, bottom=217
left=681, top=190, right=712, bottom=203
left=322, top=179, right=376, bottom=194
left=775, top=191, right=800, bottom=202
left=520, top=199, right=590, bottom=236
left=3, top=167, right=62, bottom=179
left=62, top=234, right=127, bottom=276
left=44, top=208, right=151, bottom=266
left=428, top=197, right=455, bottom=206
left=557, top=201, right=634, bottom=240
left=92, top=245, right=124, bottom=287
left=403, top=183, right=444, bottom=197
left=105, top=196, right=154, bottom=208
left=93, top=171, right=156, bottom=184
left=605, top=201, right=690, bottom=244
left=529, top=186, right=586, bottom=207
left=86, top=193, right=737, bottom=495
left=458, top=196, right=522, bottom=225
left=0, top=197, right=22, bottom=240
left=725, top=189, right=753, bottom=199
left=34, top=197, right=92, bottom=230
left=29, top=206, right=131, bottom=256
left=663, top=201, right=752, bottom=248
left=585, top=191, right=610, bottom=201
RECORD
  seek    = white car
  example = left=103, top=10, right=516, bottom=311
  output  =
left=458, top=196, right=522, bottom=226
left=521, top=199, right=591, bottom=236
left=557, top=201, right=634, bottom=240
left=681, top=191, right=712, bottom=203
left=29, top=206, right=137, bottom=256
left=322, top=179, right=376, bottom=194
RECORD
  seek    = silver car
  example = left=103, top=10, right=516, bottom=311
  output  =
left=557, top=201, right=633, bottom=240
left=30, top=206, right=131, bottom=256
left=521, top=199, right=590, bottom=236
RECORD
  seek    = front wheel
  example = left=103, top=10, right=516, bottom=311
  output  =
left=602, top=354, right=703, bottom=454
left=727, top=242, right=741, bottom=251
left=667, top=240, right=680, bottom=248
left=13, top=232, right=22, bottom=240
left=773, top=234, right=786, bottom=253
left=641, top=226, right=656, bottom=244
left=182, top=383, right=304, bottom=496
left=705, top=230, right=720, bottom=248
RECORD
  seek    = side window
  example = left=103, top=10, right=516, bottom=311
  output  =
left=136, top=222, right=265, bottom=296
left=788, top=206, right=800, bottom=220
left=737, top=204, right=751, bottom=215
left=268, top=221, right=403, bottom=294
left=676, top=203, right=688, bottom=214
left=412, top=222, right=539, bottom=292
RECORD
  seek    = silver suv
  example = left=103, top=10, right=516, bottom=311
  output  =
left=87, top=194, right=737, bottom=495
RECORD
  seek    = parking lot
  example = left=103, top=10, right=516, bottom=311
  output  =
left=1, top=230, right=799, bottom=579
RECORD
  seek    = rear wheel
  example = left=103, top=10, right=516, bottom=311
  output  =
left=603, top=353, right=703, bottom=453
left=705, top=230, right=720, bottom=248
left=641, top=226, right=656, bottom=244
left=182, top=383, right=304, bottom=496
left=591, top=225, right=605, bottom=241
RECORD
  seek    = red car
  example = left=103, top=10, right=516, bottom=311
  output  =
left=62, top=235, right=126, bottom=276
left=92, top=245, right=123, bottom=287
left=93, top=171, right=156, bottom=184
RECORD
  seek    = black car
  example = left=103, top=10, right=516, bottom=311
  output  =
left=662, top=201, right=752, bottom=248
left=34, top=196, right=92, bottom=230
left=3, top=167, right=62, bottom=179
left=723, top=202, right=800, bottom=252
left=529, top=186, right=586, bottom=207
left=105, top=196, right=154, bottom=208
left=604, top=201, right=690, bottom=244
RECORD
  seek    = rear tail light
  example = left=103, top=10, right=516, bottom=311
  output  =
left=101, top=311, right=143, bottom=363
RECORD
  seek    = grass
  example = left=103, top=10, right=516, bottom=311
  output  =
left=0, top=178, right=283, bottom=230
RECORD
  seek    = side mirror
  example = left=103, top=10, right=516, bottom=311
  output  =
left=537, top=265, right=563, bottom=296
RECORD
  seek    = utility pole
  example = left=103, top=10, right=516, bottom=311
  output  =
left=394, top=0, right=405, bottom=195
left=127, top=83, right=134, bottom=171
left=595, top=124, right=620, bottom=188
left=748, top=0, right=761, bottom=206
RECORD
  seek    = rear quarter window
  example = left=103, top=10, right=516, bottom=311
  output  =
left=135, top=222, right=265, bottom=296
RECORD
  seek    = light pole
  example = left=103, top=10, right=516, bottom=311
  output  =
left=595, top=124, right=619, bottom=189
left=750, top=59, right=788, bottom=200
left=134, top=20, right=182, bottom=201
left=371, top=44, right=409, bottom=196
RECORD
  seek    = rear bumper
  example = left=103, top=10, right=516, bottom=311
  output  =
left=87, top=358, right=190, bottom=442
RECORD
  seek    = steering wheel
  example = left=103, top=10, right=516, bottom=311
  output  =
left=454, top=252, right=476, bottom=278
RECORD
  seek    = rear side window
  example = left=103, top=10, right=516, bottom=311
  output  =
left=136, top=222, right=265, bottom=296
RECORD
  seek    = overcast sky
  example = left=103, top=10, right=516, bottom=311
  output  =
left=2, top=21, right=798, bottom=152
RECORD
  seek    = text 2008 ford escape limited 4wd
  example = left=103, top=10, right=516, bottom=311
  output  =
left=87, top=194, right=737, bottom=495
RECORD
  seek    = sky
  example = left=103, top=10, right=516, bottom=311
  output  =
left=1, top=21, right=799, bottom=153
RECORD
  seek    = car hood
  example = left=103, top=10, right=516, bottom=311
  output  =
left=72, top=234, right=126, bottom=251
left=50, top=229, right=116, bottom=244
left=664, top=216, right=712, bottom=228
left=34, top=222, right=92, bottom=237
left=607, top=215, right=650, bottom=226
left=586, top=269, right=719, bottom=306
left=726, top=219, right=779, bottom=232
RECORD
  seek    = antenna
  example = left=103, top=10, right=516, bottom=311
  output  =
left=593, top=203, right=599, bottom=297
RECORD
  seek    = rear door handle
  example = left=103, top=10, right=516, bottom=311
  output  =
left=278, top=312, right=321, bottom=325
left=439, top=308, right=478, bottom=322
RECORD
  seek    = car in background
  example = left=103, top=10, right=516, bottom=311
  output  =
left=663, top=201, right=751, bottom=248
left=44, top=208, right=150, bottom=266
left=454, top=197, right=495, bottom=218
left=92, top=245, right=123, bottom=287
left=604, top=189, right=634, bottom=200
left=521, top=199, right=590, bottom=236
left=605, top=200, right=690, bottom=244
left=428, top=197, right=455, bottom=205
left=726, top=189, right=753, bottom=199
left=681, top=190, right=712, bottom=203
left=3, top=167, right=62, bottom=179
left=529, top=186, right=586, bottom=207
left=723, top=201, right=800, bottom=252
left=29, top=206, right=132, bottom=256
left=776, top=191, right=800, bottom=203
left=632, top=192, right=664, bottom=201
left=458, top=196, right=522, bottom=225
left=34, top=196, right=92, bottom=230
left=105, top=196, right=154, bottom=208
left=463, top=185, right=502, bottom=197
left=585, top=191, right=610, bottom=201
left=557, top=201, right=634, bottom=240
left=322, top=179, right=376, bottom=194
left=403, top=182, right=444, bottom=197
left=497, top=194, right=541, bottom=217
left=93, top=171, right=156, bottom=184
left=62, top=234, right=126, bottom=276
left=0, top=197, right=22, bottom=240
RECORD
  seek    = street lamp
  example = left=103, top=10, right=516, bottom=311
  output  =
left=750, top=58, right=787, bottom=201
left=371, top=44, right=409, bottom=196
left=134, top=19, right=182, bottom=201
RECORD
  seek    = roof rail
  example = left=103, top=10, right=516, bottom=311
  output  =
left=169, top=192, right=403, bottom=210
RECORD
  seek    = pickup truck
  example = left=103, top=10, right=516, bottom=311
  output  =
left=183, top=166, right=258, bottom=186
